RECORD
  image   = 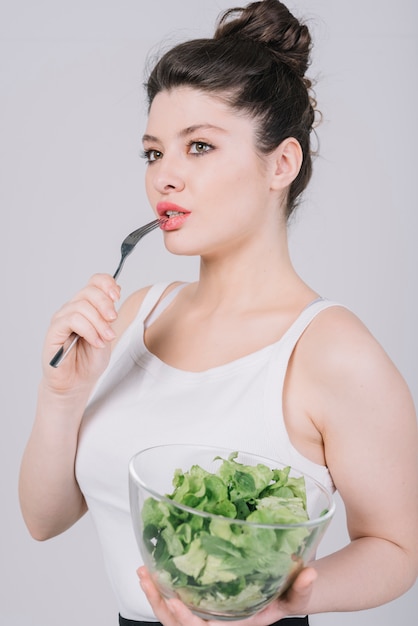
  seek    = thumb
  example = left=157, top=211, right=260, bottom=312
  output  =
left=290, top=566, right=317, bottom=596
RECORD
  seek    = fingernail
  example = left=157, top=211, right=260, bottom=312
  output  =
left=104, top=328, right=116, bottom=340
left=138, top=574, right=149, bottom=591
left=167, top=599, right=180, bottom=618
left=109, top=288, right=120, bottom=302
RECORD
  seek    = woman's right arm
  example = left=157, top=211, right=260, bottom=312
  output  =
left=19, top=273, right=122, bottom=540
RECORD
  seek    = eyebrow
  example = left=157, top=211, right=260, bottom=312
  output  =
left=142, top=124, right=227, bottom=144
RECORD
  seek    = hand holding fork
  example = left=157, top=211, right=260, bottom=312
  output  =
left=49, top=218, right=165, bottom=367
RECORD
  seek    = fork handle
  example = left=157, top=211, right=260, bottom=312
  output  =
left=49, top=333, right=80, bottom=368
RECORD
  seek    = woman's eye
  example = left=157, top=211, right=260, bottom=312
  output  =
left=188, top=141, right=213, bottom=155
left=142, top=149, right=163, bottom=163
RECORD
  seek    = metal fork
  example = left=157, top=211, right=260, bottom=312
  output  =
left=49, top=218, right=164, bottom=367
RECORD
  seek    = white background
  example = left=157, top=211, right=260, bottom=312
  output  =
left=1, top=1, right=417, bottom=624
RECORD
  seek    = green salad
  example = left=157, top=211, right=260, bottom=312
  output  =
left=141, top=452, right=311, bottom=613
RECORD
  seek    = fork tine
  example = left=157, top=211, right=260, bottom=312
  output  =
left=129, top=218, right=162, bottom=238
left=116, top=219, right=163, bottom=277
left=123, top=218, right=162, bottom=247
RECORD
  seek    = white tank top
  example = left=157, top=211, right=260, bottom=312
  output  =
left=76, top=282, right=337, bottom=620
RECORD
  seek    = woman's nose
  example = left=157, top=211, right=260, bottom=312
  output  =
left=152, top=158, right=185, bottom=194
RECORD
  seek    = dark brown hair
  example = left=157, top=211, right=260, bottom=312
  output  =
left=146, top=0, right=316, bottom=219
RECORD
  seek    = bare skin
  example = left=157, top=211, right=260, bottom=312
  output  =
left=19, top=87, right=418, bottom=622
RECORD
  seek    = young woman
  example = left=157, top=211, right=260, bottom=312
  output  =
left=19, top=1, right=418, bottom=625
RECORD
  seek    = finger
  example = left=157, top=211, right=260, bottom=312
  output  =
left=212, top=568, right=318, bottom=626
left=70, top=282, right=120, bottom=322
left=165, top=598, right=207, bottom=626
left=273, top=566, right=317, bottom=620
left=70, top=291, right=118, bottom=331
left=137, top=567, right=179, bottom=626
left=85, top=273, right=121, bottom=303
left=137, top=568, right=206, bottom=626
left=291, top=566, right=318, bottom=593
left=50, top=300, right=116, bottom=349
left=49, top=279, right=120, bottom=350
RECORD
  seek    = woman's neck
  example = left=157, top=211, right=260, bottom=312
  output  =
left=194, top=229, right=314, bottom=314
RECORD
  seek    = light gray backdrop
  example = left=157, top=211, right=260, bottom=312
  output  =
left=1, top=1, right=417, bottom=624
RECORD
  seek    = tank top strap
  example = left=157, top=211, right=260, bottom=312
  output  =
left=138, top=282, right=174, bottom=321
left=277, top=298, right=343, bottom=358
left=144, top=282, right=188, bottom=329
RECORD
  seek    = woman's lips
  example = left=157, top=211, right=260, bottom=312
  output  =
left=157, top=202, right=191, bottom=231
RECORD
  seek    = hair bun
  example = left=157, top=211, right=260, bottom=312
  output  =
left=214, top=0, right=311, bottom=78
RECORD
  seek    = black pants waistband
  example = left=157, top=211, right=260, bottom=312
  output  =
left=119, top=615, right=309, bottom=625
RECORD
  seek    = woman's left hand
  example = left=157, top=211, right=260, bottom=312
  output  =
left=137, top=566, right=317, bottom=626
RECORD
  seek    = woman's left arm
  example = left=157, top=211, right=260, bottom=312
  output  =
left=298, top=306, right=418, bottom=613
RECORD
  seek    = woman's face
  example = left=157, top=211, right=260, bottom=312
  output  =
left=143, top=87, right=283, bottom=258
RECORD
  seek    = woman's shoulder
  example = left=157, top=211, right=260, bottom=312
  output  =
left=293, top=303, right=413, bottom=430
left=300, top=303, right=396, bottom=383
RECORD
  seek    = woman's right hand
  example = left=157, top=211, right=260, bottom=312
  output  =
left=42, top=273, right=121, bottom=394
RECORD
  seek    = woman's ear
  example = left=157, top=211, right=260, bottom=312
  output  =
left=270, top=137, right=303, bottom=191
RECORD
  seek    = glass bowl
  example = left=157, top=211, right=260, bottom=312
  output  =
left=129, top=444, right=334, bottom=621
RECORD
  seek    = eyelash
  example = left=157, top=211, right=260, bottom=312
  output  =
left=141, top=149, right=162, bottom=164
left=141, top=141, right=214, bottom=164
left=187, top=140, right=214, bottom=155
